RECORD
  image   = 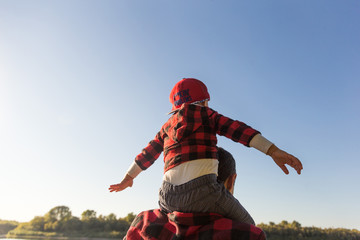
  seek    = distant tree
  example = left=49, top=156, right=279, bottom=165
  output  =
left=81, top=210, right=96, bottom=221
left=62, top=216, right=82, bottom=232
left=44, top=221, right=59, bottom=232
left=279, top=220, right=289, bottom=226
left=81, top=210, right=103, bottom=231
left=106, top=213, right=117, bottom=222
left=45, top=206, right=72, bottom=222
left=290, top=220, right=301, bottom=229
left=0, top=220, right=18, bottom=234
left=43, top=206, right=72, bottom=232
left=30, top=216, right=45, bottom=231
left=103, top=213, right=117, bottom=231
left=123, top=212, right=136, bottom=224
left=257, top=221, right=360, bottom=240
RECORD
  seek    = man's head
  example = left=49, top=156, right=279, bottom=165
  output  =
left=169, top=78, right=210, bottom=111
left=217, top=147, right=237, bottom=194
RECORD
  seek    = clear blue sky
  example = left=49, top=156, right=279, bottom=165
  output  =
left=1, top=0, right=359, bottom=230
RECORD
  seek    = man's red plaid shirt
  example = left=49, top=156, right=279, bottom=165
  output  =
left=124, top=209, right=266, bottom=240
left=135, top=104, right=260, bottom=172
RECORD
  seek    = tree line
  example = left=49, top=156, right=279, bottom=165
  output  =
left=4, top=205, right=135, bottom=238
left=257, top=220, right=360, bottom=240
left=2, top=206, right=360, bottom=239
left=0, top=219, right=18, bottom=235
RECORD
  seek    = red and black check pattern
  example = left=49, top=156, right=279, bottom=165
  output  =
left=135, top=104, right=260, bottom=172
left=124, top=209, right=266, bottom=240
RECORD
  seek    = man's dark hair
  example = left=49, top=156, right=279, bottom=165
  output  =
left=217, top=147, right=236, bottom=182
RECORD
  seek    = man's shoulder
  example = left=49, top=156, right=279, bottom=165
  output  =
left=169, top=211, right=266, bottom=240
left=125, top=209, right=266, bottom=240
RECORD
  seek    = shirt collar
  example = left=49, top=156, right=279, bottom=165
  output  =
left=168, top=211, right=224, bottom=226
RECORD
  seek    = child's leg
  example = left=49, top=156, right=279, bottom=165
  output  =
left=158, top=174, right=255, bottom=225
left=213, top=181, right=255, bottom=225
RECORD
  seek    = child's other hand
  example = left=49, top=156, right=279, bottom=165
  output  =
left=271, top=149, right=303, bottom=175
left=109, top=174, right=134, bottom=192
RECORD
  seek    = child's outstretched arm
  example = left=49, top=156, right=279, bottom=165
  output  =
left=249, top=134, right=303, bottom=175
left=109, top=162, right=142, bottom=192
left=109, top=131, right=164, bottom=193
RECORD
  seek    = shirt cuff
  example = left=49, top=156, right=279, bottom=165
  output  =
left=127, top=162, right=143, bottom=178
left=249, top=134, right=274, bottom=155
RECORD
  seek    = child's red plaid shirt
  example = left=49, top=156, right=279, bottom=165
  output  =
left=135, top=104, right=260, bottom=172
left=124, top=209, right=266, bottom=240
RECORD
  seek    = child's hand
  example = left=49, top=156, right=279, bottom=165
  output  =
left=271, top=149, right=303, bottom=175
left=109, top=174, right=134, bottom=192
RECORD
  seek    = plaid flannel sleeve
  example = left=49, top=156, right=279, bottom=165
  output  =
left=208, top=109, right=260, bottom=147
left=124, top=209, right=176, bottom=240
left=135, top=131, right=164, bottom=170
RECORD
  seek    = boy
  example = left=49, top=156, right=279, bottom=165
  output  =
left=109, top=78, right=303, bottom=225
